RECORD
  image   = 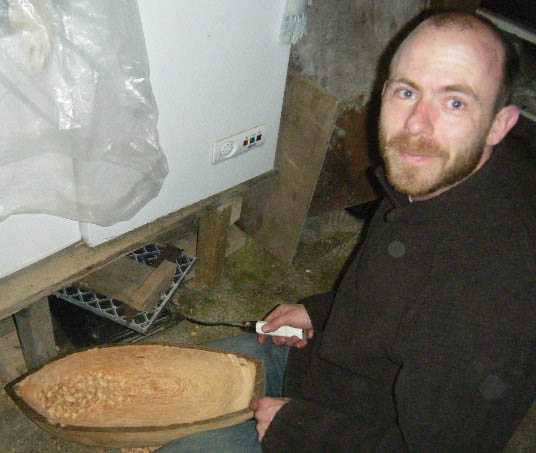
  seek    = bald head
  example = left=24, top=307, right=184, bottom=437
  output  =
left=391, top=12, right=518, bottom=112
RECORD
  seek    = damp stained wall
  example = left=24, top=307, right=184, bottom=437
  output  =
left=291, top=1, right=427, bottom=110
left=289, top=0, right=429, bottom=212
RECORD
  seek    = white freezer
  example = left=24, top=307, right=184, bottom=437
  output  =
left=81, top=0, right=291, bottom=246
left=0, top=0, right=290, bottom=277
left=0, top=214, right=80, bottom=278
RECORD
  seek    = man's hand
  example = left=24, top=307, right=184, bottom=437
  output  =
left=250, top=397, right=291, bottom=441
left=258, top=304, right=313, bottom=348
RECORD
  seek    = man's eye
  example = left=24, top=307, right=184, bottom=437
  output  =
left=447, top=99, right=466, bottom=110
left=398, top=89, right=414, bottom=99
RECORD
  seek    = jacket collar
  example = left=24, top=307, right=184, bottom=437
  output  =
left=374, top=165, right=410, bottom=209
left=375, top=149, right=505, bottom=223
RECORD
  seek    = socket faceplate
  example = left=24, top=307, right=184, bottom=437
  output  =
left=212, top=124, right=266, bottom=164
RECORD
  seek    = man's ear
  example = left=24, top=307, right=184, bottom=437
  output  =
left=486, top=105, right=520, bottom=147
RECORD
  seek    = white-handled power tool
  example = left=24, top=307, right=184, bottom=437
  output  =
left=183, top=316, right=311, bottom=340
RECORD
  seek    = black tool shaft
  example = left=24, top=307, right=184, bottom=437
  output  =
left=184, top=315, right=250, bottom=329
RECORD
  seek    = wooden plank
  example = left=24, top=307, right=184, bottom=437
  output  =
left=173, top=234, right=198, bottom=257
left=196, top=204, right=232, bottom=287
left=0, top=315, right=16, bottom=337
left=76, top=257, right=176, bottom=312
left=309, top=103, right=379, bottom=215
left=76, top=257, right=154, bottom=303
left=228, top=196, right=243, bottom=225
left=152, top=245, right=184, bottom=268
left=226, top=225, right=247, bottom=257
left=240, top=74, right=339, bottom=264
left=0, top=331, right=27, bottom=383
left=0, top=315, right=27, bottom=383
left=173, top=225, right=246, bottom=259
left=13, top=297, right=57, bottom=371
left=0, top=170, right=276, bottom=321
left=131, top=260, right=177, bottom=312
left=0, top=330, right=27, bottom=383
left=174, top=235, right=195, bottom=256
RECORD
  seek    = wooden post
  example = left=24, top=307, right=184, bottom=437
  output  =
left=196, top=204, right=232, bottom=287
left=0, top=316, right=27, bottom=382
left=14, top=297, right=57, bottom=371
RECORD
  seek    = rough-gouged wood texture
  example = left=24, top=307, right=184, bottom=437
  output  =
left=5, top=344, right=265, bottom=448
left=239, top=74, right=339, bottom=264
left=0, top=171, right=275, bottom=321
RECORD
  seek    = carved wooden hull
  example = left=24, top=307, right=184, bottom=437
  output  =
left=5, top=343, right=264, bottom=448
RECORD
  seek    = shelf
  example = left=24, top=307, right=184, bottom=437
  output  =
left=520, top=109, right=536, bottom=123
left=476, top=8, right=536, bottom=45
left=476, top=8, right=536, bottom=124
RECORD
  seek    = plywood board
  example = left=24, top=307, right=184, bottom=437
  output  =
left=240, top=74, right=339, bottom=264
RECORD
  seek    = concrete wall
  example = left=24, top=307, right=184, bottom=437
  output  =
left=291, top=1, right=427, bottom=110
left=289, top=0, right=428, bottom=211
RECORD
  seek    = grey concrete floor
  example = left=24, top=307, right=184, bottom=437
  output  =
left=0, top=211, right=363, bottom=453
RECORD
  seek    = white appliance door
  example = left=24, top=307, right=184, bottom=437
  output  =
left=80, top=0, right=290, bottom=246
left=0, top=214, right=80, bottom=279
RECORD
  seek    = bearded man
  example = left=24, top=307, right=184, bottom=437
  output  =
left=159, top=11, right=536, bottom=453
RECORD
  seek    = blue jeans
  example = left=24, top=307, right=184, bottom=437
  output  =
left=156, top=334, right=289, bottom=453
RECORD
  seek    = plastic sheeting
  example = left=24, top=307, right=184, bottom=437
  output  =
left=280, top=0, right=310, bottom=44
left=0, top=0, right=168, bottom=226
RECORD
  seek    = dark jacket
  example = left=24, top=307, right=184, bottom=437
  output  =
left=263, top=145, right=536, bottom=452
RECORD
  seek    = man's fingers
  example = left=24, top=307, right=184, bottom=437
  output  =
left=251, top=397, right=291, bottom=441
left=250, top=397, right=284, bottom=414
left=249, top=399, right=259, bottom=411
left=256, top=422, right=268, bottom=441
left=259, top=320, right=280, bottom=333
left=259, top=335, right=309, bottom=347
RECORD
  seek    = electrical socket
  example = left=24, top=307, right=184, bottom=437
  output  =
left=211, top=124, right=266, bottom=164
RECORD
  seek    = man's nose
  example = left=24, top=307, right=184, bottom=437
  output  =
left=404, top=99, right=434, bottom=137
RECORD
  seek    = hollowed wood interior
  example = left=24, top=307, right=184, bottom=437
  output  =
left=13, top=344, right=259, bottom=429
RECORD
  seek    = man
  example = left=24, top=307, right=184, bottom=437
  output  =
left=160, top=11, right=536, bottom=452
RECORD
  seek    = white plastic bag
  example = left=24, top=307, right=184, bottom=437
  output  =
left=0, top=0, right=168, bottom=226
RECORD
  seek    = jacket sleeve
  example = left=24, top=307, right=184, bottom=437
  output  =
left=265, top=261, right=536, bottom=451
left=299, top=290, right=335, bottom=332
left=391, top=285, right=536, bottom=451
left=392, top=216, right=536, bottom=451
left=262, top=398, right=408, bottom=452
